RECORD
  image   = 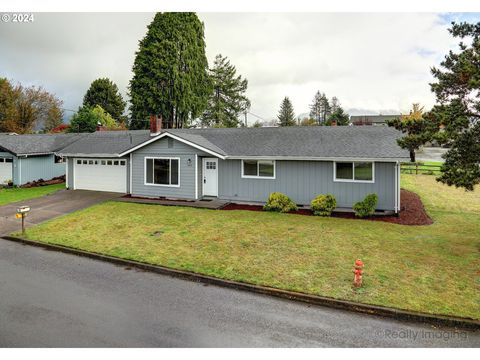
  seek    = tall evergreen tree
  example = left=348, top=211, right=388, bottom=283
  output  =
left=83, top=78, right=126, bottom=120
left=309, top=91, right=331, bottom=125
left=129, top=12, right=211, bottom=130
left=201, top=54, right=250, bottom=128
left=309, top=91, right=323, bottom=124
left=277, top=97, right=296, bottom=126
left=428, top=21, right=480, bottom=190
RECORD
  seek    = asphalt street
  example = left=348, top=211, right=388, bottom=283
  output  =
left=0, top=240, right=478, bottom=347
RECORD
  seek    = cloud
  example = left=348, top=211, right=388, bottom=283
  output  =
left=0, top=12, right=473, bottom=122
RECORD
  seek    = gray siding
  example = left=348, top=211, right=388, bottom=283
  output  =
left=14, top=154, right=66, bottom=185
left=218, top=160, right=396, bottom=210
left=131, top=138, right=209, bottom=199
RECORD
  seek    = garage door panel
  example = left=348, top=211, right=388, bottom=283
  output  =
left=0, top=158, right=13, bottom=184
left=74, top=159, right=126, bottom=193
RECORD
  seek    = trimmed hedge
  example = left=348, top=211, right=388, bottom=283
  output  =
left=311, top=194, right=337, bottom=216
left=353, top=193, right=378, bottom=218
left=263, top=192, right=298, bottom=213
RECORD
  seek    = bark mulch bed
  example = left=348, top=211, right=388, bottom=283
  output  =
left=20, top=176, right=65, bottom=188
left=222, top=189, right=433, bottom=226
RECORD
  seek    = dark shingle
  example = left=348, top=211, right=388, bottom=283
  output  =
left=0, top=133, right=87, bottom=156
left=58, top=127, right=409, bottom=160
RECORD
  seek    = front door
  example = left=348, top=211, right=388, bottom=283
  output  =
left=202, top=158, right=218, bottom=197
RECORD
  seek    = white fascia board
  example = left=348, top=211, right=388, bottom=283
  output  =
left=225, top=156, right=409, bottom=162
left=118, top=132, right=226, bottom=159
left=57, top=153, right=123, bottom=158
left=16, top=152, right=54, bottom=157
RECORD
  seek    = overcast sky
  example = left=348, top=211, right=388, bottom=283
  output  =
left=1, top=12, right=479, bottom=122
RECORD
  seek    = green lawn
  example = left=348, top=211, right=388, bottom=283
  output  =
left=19, top=175, right=480, bottom=319
left=0, top=183, right=64, bottom=206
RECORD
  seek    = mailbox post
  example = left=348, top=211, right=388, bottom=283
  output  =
left=16, top=206, right=30, bottom=235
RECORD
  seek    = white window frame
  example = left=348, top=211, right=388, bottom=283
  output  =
left=144, top=156, right=181, bottom=187
left=333, top=161, right=375, bottom=183
left=241, top=159, right=276, bottom=179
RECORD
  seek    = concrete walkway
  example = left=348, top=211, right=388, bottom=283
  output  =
left=0, top=190, right=121, bottom=235
left=116, top=196, right=230, bottom=210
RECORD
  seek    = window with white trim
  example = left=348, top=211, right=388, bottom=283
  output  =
left=145, top=157, right=179, bottom=186
left=242, top=160, right=275, bottom=179
left=334, top=161, right=374, bottom=182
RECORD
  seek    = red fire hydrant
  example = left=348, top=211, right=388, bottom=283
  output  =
left=353, top=259, right=364, bottom=288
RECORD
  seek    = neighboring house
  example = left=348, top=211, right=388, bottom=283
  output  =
left=58, top=119, right=409, bottom=213
left=0, top=133, right=85, bottom=185
left=350, top=115, right=400, bottom=126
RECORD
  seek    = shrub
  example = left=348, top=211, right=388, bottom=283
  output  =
left=353, top=193, right=378, bottom=218
left=263, top=192, right=298, bottom=213
left=311, top=194, right=337, bottom=216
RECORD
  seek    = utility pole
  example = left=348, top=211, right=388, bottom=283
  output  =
left=244, top=110, right=248, bottom=127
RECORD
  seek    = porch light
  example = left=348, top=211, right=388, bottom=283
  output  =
left=187, top=158, right=192, bottom=166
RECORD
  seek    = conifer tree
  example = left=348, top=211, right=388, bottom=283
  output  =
left=201, top=54, right=250, bottom=128
left=83, top=78, right=126, bottom=120
left=277, top=97, right=296, bottom=126
left=429, top=21, right=480, bottom=190
left=129, top=12, right=211, bottom=129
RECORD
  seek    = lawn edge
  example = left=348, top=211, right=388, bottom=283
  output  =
left=2, top=235, right=479, bottom=331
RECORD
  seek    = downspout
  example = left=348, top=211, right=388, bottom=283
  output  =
left=394, top=161, right=400, bottom=214
left=129, top=153, right=133, bottom=195
left=397, top=161, right=401, bottom=213
left=65, top=157, right=69, bottom=190
left=18, top=157, right=22, bottom=186
left=195, top=154, right=198, bottom=199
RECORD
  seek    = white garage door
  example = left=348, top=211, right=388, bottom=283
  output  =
left=0, top=157, right=13, bottom=184
left=74, top=158, right=127, bottom=193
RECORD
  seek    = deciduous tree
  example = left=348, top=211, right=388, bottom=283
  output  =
left=68, top=105, right=119, bottom=133
left=0, top=79, right=64, bottom=134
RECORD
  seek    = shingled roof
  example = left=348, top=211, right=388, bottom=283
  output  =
left=0, top=133, right=87, bottom=156
left=58, top=126, right=409, bottom=160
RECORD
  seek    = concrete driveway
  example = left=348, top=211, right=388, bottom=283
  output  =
left=0, top=190, right=121, bottom=236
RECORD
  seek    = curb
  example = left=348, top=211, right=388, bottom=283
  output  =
left=2, top=235, right=479, bottom=331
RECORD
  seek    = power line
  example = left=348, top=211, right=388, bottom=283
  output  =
left=246, top=111, right=269, bottom=122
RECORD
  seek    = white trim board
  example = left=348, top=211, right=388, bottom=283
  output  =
left=241, top=159, right=276, bottom=179
left=333, top=161, right=375, bottom=184
left=119, top=132, right=226, bottom=159
left=143, top=156, right=181, bottom=188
